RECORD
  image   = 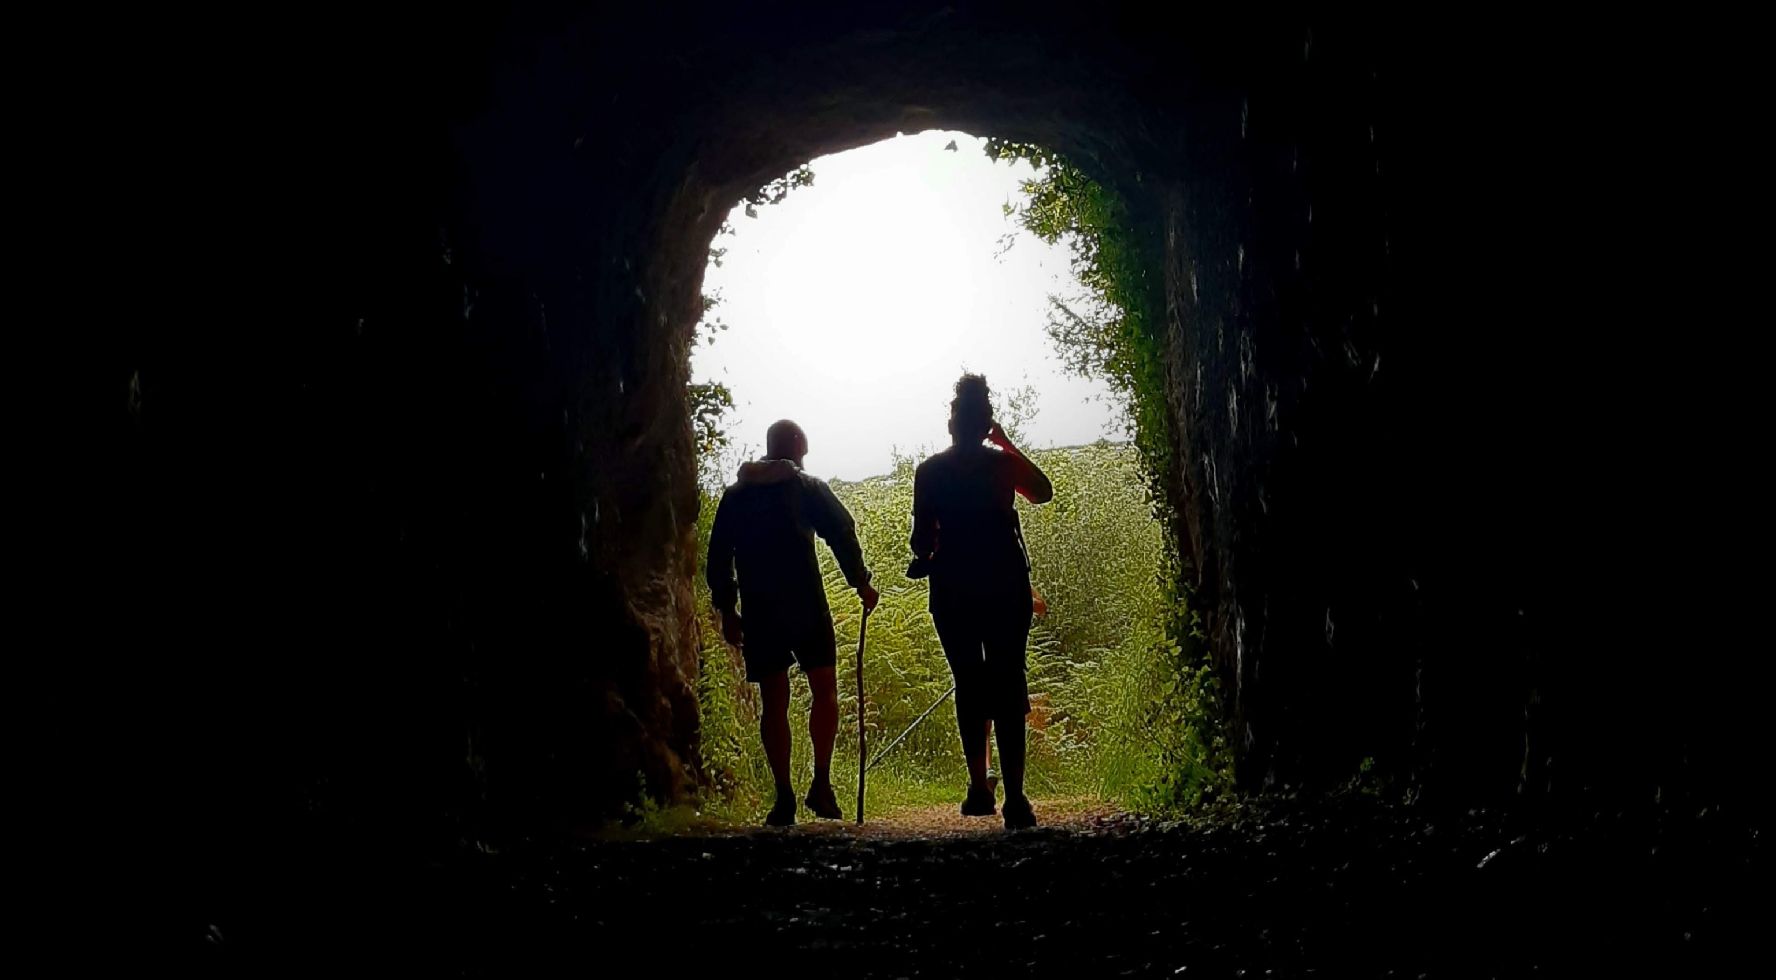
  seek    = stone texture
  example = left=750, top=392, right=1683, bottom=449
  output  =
left=121, top=3, right=1753, bottom=843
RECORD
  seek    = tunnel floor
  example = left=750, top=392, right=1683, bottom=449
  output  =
left=206, top=793, right=1759, bottom=975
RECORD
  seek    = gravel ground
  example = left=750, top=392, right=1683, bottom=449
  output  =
left=201, top=794, right=1762, bottom=977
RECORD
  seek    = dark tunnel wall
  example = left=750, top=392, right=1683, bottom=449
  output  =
left=119, top=2, right=1759, bottom=850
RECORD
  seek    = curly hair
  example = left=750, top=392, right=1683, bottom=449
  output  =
left=950, top=373, right=993, bottom=442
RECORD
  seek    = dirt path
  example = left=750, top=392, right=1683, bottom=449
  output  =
left=628, top=796, right=1129, bottom=840
left=835, top=796, right=1124, bottom=838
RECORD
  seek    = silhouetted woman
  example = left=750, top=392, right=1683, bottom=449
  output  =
left=909, top=374, right=1053, bottom=829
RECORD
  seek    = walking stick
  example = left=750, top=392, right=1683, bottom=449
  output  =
left=855, top=606, right=870, bottom=825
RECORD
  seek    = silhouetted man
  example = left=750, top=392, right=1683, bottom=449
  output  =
left=707, top=419, right=879, bottom=826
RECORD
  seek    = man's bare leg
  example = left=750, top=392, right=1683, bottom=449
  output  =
left=807, top=667, right=838, bottom=783
left=759, top=671, right=796, bottom=825
left=804, top=666, right=842, bottom=817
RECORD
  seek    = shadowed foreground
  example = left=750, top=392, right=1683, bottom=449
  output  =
left=203, top=796, right=1759, bottom=975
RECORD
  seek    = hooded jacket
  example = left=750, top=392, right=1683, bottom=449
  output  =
left=705, top=458, right=871, bottom=624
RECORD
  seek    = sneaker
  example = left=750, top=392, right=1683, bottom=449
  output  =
left=764, top=792, right=797, bottom=827
left=1002, top=794, right=1037, bottom=831
left=960, top=783, right=997, bottom=817
left=804, top=781, right=843, bottom=820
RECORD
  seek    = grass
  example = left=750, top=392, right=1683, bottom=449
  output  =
left=689, top=443, right=1230, bottom=827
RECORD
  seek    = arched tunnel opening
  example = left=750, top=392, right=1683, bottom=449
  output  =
left=111, top=1, right=1760, bottom=969
left=685, top=130, right=1180, bottom=822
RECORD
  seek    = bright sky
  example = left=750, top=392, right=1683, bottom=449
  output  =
left=693, top=131, right=1124, bottom=482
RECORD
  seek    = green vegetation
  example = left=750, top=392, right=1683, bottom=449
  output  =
left=985, top=140, right=1233, bottom=810
left=682, top=146, right=1230, bottom=826
left=983, top=141, right=1174, bottom=504
left=690, top=441, right=1228, bottom=823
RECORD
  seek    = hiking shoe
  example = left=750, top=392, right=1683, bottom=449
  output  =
left=1002, top=794, right=1037, bottom=831
left=764, top=793, right=797, bottom=828
left=804, top=781, right=843, bottom=820
left=960, top=784, right=997, bottom=817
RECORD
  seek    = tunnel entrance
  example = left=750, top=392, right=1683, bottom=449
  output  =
left=142, top=6, right=1755, bottom=874
left=678, top=132, right=1210, bottom=824
left=128, top=4, right=1763, bottom=967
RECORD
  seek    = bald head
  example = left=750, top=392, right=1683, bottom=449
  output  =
left=765, top=419, right=808, bottom=465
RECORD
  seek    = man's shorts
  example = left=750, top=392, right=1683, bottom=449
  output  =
left=741, top=611, right=838, bottom=682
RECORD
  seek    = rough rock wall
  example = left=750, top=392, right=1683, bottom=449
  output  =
left=1149, top=17, right=1759, bottom=808
left=1158, top=23, right=1502, bottom=794
left=140, top=4, right=1146, bottom=843
left=124, top=3, right=1752, bottom=853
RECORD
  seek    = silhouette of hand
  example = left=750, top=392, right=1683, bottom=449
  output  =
left=720, top=609, right=743, bottom=647
left=859, top=583, right=880, bottom=613
left=986, top=422, right=1012, bottom=450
